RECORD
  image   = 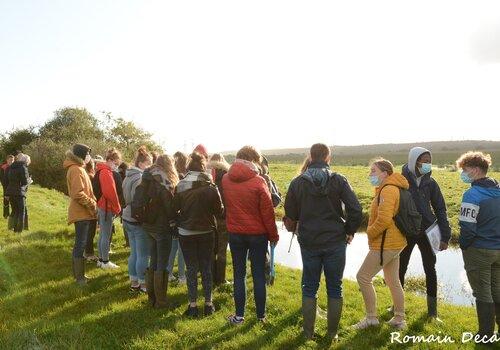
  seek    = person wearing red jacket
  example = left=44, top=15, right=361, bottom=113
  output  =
left=96, top=148, right=122, bottom=270
left=222, top=146, right=279, bottom=325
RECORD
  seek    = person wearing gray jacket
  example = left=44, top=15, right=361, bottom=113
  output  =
left=122, top=147, right=152, bottom=293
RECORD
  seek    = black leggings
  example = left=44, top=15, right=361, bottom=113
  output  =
left=399, top=233, right=437, bottom=297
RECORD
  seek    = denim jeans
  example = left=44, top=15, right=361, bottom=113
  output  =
left=167, top=238, right=186, bottom=278
left=125, top=221, right=150, bottom=283
left=300, top=243, right=346, bottom=299
left=179, top=232, right=214, bottom=303
left=98, top=208, right=114, bottom=261
left=146, top=230, right=172, bottom=271
left=229, top=233, right=268, bottom=319
left=73, top=220, right=92, bottom=258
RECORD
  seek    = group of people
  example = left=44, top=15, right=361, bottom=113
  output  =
left=2, top=141, right=499, bottom=343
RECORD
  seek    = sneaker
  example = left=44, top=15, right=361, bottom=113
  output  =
left=178, top=277, right=187, bottom=285
left=351, top=317, right=380, bottom=330
left=387, top=317, right=407, bottom=330
left=204, top=304, right=215, bottom=316
left=99, top=261, right=120, bottom=269
left=228, top=315, right=244, bottom=325
left=184, top=305, right=199, bottom=318
left=168, top=274, right=176, bottom=282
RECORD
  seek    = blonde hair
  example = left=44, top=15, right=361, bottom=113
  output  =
left=299, top=156, right=312, bottom=174
left=152, top=154, right=179, bottom=187
left=456, top=151, right=492, bottom=173
left=370, top=157, right=394, bottom=175
left=16, top=153, right=31, bottom=165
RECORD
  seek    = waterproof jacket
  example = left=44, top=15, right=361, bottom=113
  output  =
left=122, top=167, right=143, bottom=223
left=4, top=161, right=30, bottom=197
left=401, top=147, right=451, bottom=243
left=63, top=151, right=97, bottom=224
left=284, top=162, right=363, bottom=250
left=222, top=159, right=279, bottom=242
left=173, top=171, right=224, bottom=231
left=140, top=167, right=176, bottom=235
left=459, top=177, right=500, bottom=250
left=95, top=162, right=121, bottom=215
left=0, top=163, right=10, bottom=190
left=367, top=173, right=409, bottom=250
left=209, top=160, right=229, bottom=218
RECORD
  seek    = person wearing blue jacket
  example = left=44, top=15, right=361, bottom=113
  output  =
left=399, top=147, right=451, bottom=321
left=457, top=151, right=500, bottom=342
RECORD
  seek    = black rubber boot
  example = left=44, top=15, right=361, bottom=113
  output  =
left=427, top=296, right=443, bottom=323
left=153, top=270, right=168, bottom=309
left=72, top=257, right=88, bottom=286
left=494, top=303, right=500, bottom=333
left=145, top=268, right=155, bottom=307
left=476, top=300, right=495, bottom=340
left=302, top=297, right=317, bottom=340
left=327, top=297, right=343, bottom=340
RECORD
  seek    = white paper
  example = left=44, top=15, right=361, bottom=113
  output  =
left=425, top=221, right=442, bottom=255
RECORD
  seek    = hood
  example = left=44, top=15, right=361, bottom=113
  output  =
left=208, top=160, right=230, bottom=171
left=378, top=173, right=410, bottom=192
left=473, top=177, right=500, bottom=190
left=408, top=147, right=431, bottom=177
left=227, top=159, right=259, bottom=183
left=63, top=150, right=84, bottom=169
left=125, top=166, right=143, bottom=181
left=300, top=162, right=330, bottom=195
left=96, top=161, right=112, bottom=173
left=176, top=171, right=212, bottom=193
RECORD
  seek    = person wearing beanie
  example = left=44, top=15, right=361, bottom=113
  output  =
left=63, top=144, right=96, bottom=286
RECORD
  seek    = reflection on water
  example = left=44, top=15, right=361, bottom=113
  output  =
left=273, top=223, right=473, bottom=306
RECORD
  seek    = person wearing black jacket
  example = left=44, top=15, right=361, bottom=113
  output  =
left=1, top=155, right=15, bottom=219
left=399, top=147, right=451, bottom=321
left=173, top=152, right=224, bottom=317
left=5, top=153, right=31, bottom=232
left=284, top=143, right=363, bottom=340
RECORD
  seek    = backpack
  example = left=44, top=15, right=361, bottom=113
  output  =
left=377, top=184, right=422, bottom=265
left=269, top=179, right=282, bottom=208
left=92, top=170, right=102, bottom=202
left=131, top=178, right=163, bottom=224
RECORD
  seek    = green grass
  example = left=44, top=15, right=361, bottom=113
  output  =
left=270, top=164, right=500, bottom=244
left=0, top=184, right=495, bottom=349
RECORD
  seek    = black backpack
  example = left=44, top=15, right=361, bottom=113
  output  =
left=269, top=179, right=282, bottom=208
left=377, top=184, right=422, bottom=265
left=131, top=179, right=163, bottom=224
left=92, top=170, right=102, bottom=202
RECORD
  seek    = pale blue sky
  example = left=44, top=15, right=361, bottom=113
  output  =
left=1, top=0, right=500, bottom=153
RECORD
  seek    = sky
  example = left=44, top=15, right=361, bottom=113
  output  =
left=1, top=0, right=500, bottom=153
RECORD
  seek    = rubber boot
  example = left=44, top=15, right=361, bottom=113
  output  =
left=153, top=270, right=168, bottom=309
left=476, top=300, right=495, bottom=339
left=145, top=268, right=155, bottom=307
left=495, top=303, right=500, bottom=335
left=302, top=297, right=317, bottom=340
left=327, top=297, right=343, bottom=340
left=72, top=257, right=88, bottom=286
left=427, top=296, right=443, bottom=323
left=7, top=215, right=14, bottom=230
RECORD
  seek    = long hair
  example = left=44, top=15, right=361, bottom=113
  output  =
left=188, top=152, right=207, bottom=172
left=134, top=146, right=152, bottom=168
left=173, top=151, right=188, bottom=175
left=299, top=156, right=311, bottom=174
left=152, top=154, right=179, bottom=187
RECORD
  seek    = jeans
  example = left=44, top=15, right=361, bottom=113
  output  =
left=73, top=220, right=92, bottom=258
left=9, top=195, right=27, bottom=232
left=167, top=238, right=186, bottom=278
left=179, top=232, right=214, bottom=303
left=463, top=247, right=500, bottom=303
left=229, top=233, right=268, bottom=319
left=98, top=208, right=114, bottom=261
left=146, top=230, right=172, bottom=271
left=125, top=221, right=150, bottom=284
left=300, top=243, right=346, bottom=299
left=399, top=233, right=437, bottom=297
left=84, top=219, right=97, bottom=256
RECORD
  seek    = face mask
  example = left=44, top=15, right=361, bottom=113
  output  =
left=460, top=171, right=474, bottom=184
left=84, top=154, right=91, bottom=164
left=369, top=175, right=381, bottom=186
left=419, top=163, right=432, bottom=175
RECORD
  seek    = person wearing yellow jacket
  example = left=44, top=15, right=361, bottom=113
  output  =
left=63, top=144, right=97, bottom=286
left=353, top=158, right=408, bottom=330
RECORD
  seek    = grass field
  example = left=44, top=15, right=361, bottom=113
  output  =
left=269, top=163, right=500, bottom=245
left=0, top=184, right=495, bottom=349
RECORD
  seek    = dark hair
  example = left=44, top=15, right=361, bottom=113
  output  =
left=456, top=151, right=492, bottom=173
left=151, top=151, right=159, bottom=164
left=105, top=148, right=121, bottom=162
left=310, top=143, right=331, bottom=162
left=370, top=157, right=394, bottom=175
left=188, top=152, right=207, bottom=172
left=134, top=146, right=152, bottom=167
left=173, top=151, right=188, bottom=175
left=236, top=146, right=261, bottom=163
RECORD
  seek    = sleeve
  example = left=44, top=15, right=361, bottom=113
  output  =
left=20, top=166, right=29, bottom=187
left=258, top=179, right=279, bottom=242
left=366, top=186, right=398, bottom=240
left=171, top=190, right=181, bottom=218
left=69, top=168, right=97, bottom=211
left=100, top=170, right=121, bottom=215
left=284, top=179, right=299, bottom=221
left=430, top=180, right=452, bottom=243
left=459, top=189, right=480, bottom=250
left=210, top=186, right=224, bottom=219
left=339, top=176, right=363, bottom=235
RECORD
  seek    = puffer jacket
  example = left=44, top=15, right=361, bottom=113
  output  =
left=95, top=162, right=121, bottom=215
left=367, top=173, right=409, bottom=251
left=222, top=159, right=279, bottom=242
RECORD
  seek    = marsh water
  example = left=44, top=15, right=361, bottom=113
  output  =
left=273, top=223, right=473, bottom=306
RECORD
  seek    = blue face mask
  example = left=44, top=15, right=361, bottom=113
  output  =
left=369, top=175, right=381, bottom=186
left=419, top=163, right=432, bottom=175
left=460, top=171, right=473, bottom=184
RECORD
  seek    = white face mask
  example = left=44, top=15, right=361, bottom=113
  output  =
left=84, top=154, right=91, bottom=164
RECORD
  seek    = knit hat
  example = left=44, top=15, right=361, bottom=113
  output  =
left=72, top=144, right=91, bottom=161
left=193, top=144, right=208, bottom=158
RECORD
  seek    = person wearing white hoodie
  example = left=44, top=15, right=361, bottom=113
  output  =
left=399, top=147, right=452, bottom=321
